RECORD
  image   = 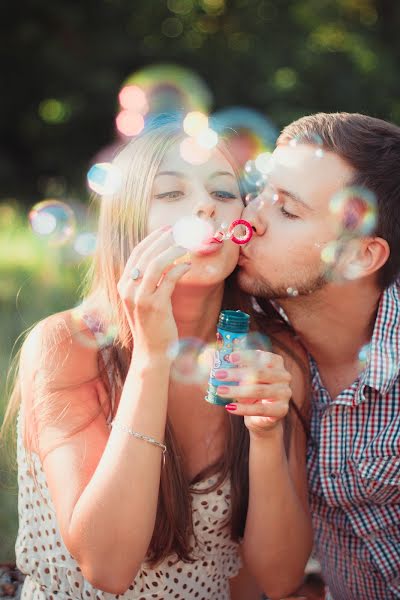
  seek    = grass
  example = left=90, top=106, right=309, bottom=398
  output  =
left=0, top=201, right=87, bottom=561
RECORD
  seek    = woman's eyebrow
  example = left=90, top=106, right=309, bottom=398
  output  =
left=208, top=171, right=236, bottom=179
left=155, top=171, right=187, bottom=178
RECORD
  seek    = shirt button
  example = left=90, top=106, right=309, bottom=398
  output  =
left=329, top=472, right=337, bottom=479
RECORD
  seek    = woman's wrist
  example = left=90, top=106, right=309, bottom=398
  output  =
left=248, top=421, right=285, bottom=445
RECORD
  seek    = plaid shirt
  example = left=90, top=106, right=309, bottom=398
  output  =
left=307, top=281, right=400, bottom=600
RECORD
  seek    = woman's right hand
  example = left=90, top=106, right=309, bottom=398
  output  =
left=117, top=226, right=191, bottom=357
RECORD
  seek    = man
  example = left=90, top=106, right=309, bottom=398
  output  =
left=238, top=112, right=400, bottom=600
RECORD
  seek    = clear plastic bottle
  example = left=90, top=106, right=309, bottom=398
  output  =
left=205, top=310, right=250, bottom=406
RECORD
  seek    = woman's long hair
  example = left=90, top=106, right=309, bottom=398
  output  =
left=1, top=116, right=309, bottom=565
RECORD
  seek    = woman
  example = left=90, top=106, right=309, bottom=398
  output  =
left=3, top=117, right=312, bottom=599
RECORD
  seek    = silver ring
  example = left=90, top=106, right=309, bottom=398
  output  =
left=130, top=267, right=142, bottom=281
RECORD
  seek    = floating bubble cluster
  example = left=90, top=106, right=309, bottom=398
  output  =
left=29, top=200, right=76, bottom=246
left=167, top=337, right=214, bottom=384
left=87, top=162, right=123, bottom=196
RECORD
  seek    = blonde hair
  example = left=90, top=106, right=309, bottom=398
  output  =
left=1, top=116, right=259, bottom=563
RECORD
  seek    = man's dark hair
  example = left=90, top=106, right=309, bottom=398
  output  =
left=278, top=112, right=400, bottom=289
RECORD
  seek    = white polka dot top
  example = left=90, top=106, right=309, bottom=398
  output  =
left=15, top=330, right=242, bottom=599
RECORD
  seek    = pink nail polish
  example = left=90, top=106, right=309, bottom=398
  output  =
left=161, top=225, right=172, bottom=231
left=217, top=386, right=230, bottom=394
left=225, top=404, right=237, bottom=411
left=214, top=370, right=228, bottom=379
left=230, top=352, right=241, bottom=363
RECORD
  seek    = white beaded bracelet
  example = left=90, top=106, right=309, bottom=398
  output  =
left=110, top=421, right=167, bottom=463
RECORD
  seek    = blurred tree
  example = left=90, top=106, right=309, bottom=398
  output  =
left=0, top=0, right=399, bottom=206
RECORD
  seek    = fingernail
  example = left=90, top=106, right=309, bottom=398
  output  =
left=225, top=404, right=237, bottom=411
left=217, top=386, right=230, bottom=394
left=161, top=225, right=172, bottom=231
left=230, top=352, right=241, bottom=363
left=214, top=369, right=228, bottom=379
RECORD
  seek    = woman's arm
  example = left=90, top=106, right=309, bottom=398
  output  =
left=21, top=230, right=190, bottom=594
left=21, top=314, right=171, bottom=594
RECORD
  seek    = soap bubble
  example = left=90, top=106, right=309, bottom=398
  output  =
left=288, top=133, right=325, bottom=159
left=286, top=287, right=299, bottom=297
left=172, top=215, right=213, bottom=250
left=329, top=186, right=377, bottom=237
left=168, top=338, right=214, bottom=383
left=74, top=232, right=97, bottom=257
left=119, top=64, right=212, bottom=118
left=29, top=200, right=76, bottom=246
left=71, top=307, right=118, bottom=350
left=87, top=163, right=123, bottom=196
left=210, top=107, right=278, bottom=169
left=358, top=343, right=370, bottom=368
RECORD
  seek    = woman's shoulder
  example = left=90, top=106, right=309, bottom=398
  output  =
left=21, top=308, right=102, bottom=387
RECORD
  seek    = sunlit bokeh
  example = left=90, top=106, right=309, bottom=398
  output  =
left=180, top=136, right=212, bottom=165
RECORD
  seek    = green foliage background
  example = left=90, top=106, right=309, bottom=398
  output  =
left=1, top=0, right=399, bottom=561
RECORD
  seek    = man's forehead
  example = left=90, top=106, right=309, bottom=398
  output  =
left=269, top=144, right=354, bottom=209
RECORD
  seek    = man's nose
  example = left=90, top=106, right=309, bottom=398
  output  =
left=243, top=197, right=267, bottom=236
left=194, top=195, right=216, bottom=219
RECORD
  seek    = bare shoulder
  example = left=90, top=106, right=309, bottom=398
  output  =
left=21, top=308, right=100, bottom=386
left=20, top=308, right=109, bottom=454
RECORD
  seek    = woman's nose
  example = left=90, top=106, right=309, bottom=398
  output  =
left=194, top=196, right=216, bottom=219
left=243, top=197, right=267, bottom=236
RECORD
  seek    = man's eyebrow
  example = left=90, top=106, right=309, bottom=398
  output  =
left=278, top=188, right=314, bottom=211
left=208, top=171, right=236, bottom=180
left=155, top=171, right=187, bottom=178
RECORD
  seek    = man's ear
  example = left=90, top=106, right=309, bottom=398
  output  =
left=339, top=237, right=390, bottom=281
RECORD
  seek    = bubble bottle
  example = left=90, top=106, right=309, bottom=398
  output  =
left=205, top=310, right=250, bottom=406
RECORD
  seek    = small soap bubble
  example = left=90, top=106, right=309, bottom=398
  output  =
left=168, top=338, right=214, bottom=384
left=245, top=192, right=259, bottom=206
left=172, top=215, right=213, bottom=250
left=329, top=186, right=377, bottom=237
left=29, top=200, right=76, bottom=246
left=286, top=287, right=299, bottom=297
left=320, top=241, right=340, bottom=265
left=243, top=160, right=262, bottom=187
left=358, top=343, right=370, bottom=368
left=288, top=133, right=324, bottom=159
left=180, top=136, right=211, bottom=165
left=254, top=152, right=273, bottom=174
left=71, top=307, right=118, bottom=350
left=74, top=232, right=97, bottom=257
left=87, top=163, right=123, bottom=196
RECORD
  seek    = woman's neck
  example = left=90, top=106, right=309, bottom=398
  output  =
left=172, top=283, right=225, bottom=344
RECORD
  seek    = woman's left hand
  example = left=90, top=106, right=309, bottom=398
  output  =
left=214, top=350, right=292, bottom=438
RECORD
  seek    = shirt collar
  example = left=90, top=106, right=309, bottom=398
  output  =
left=360, top=281, right=400, bottom=398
